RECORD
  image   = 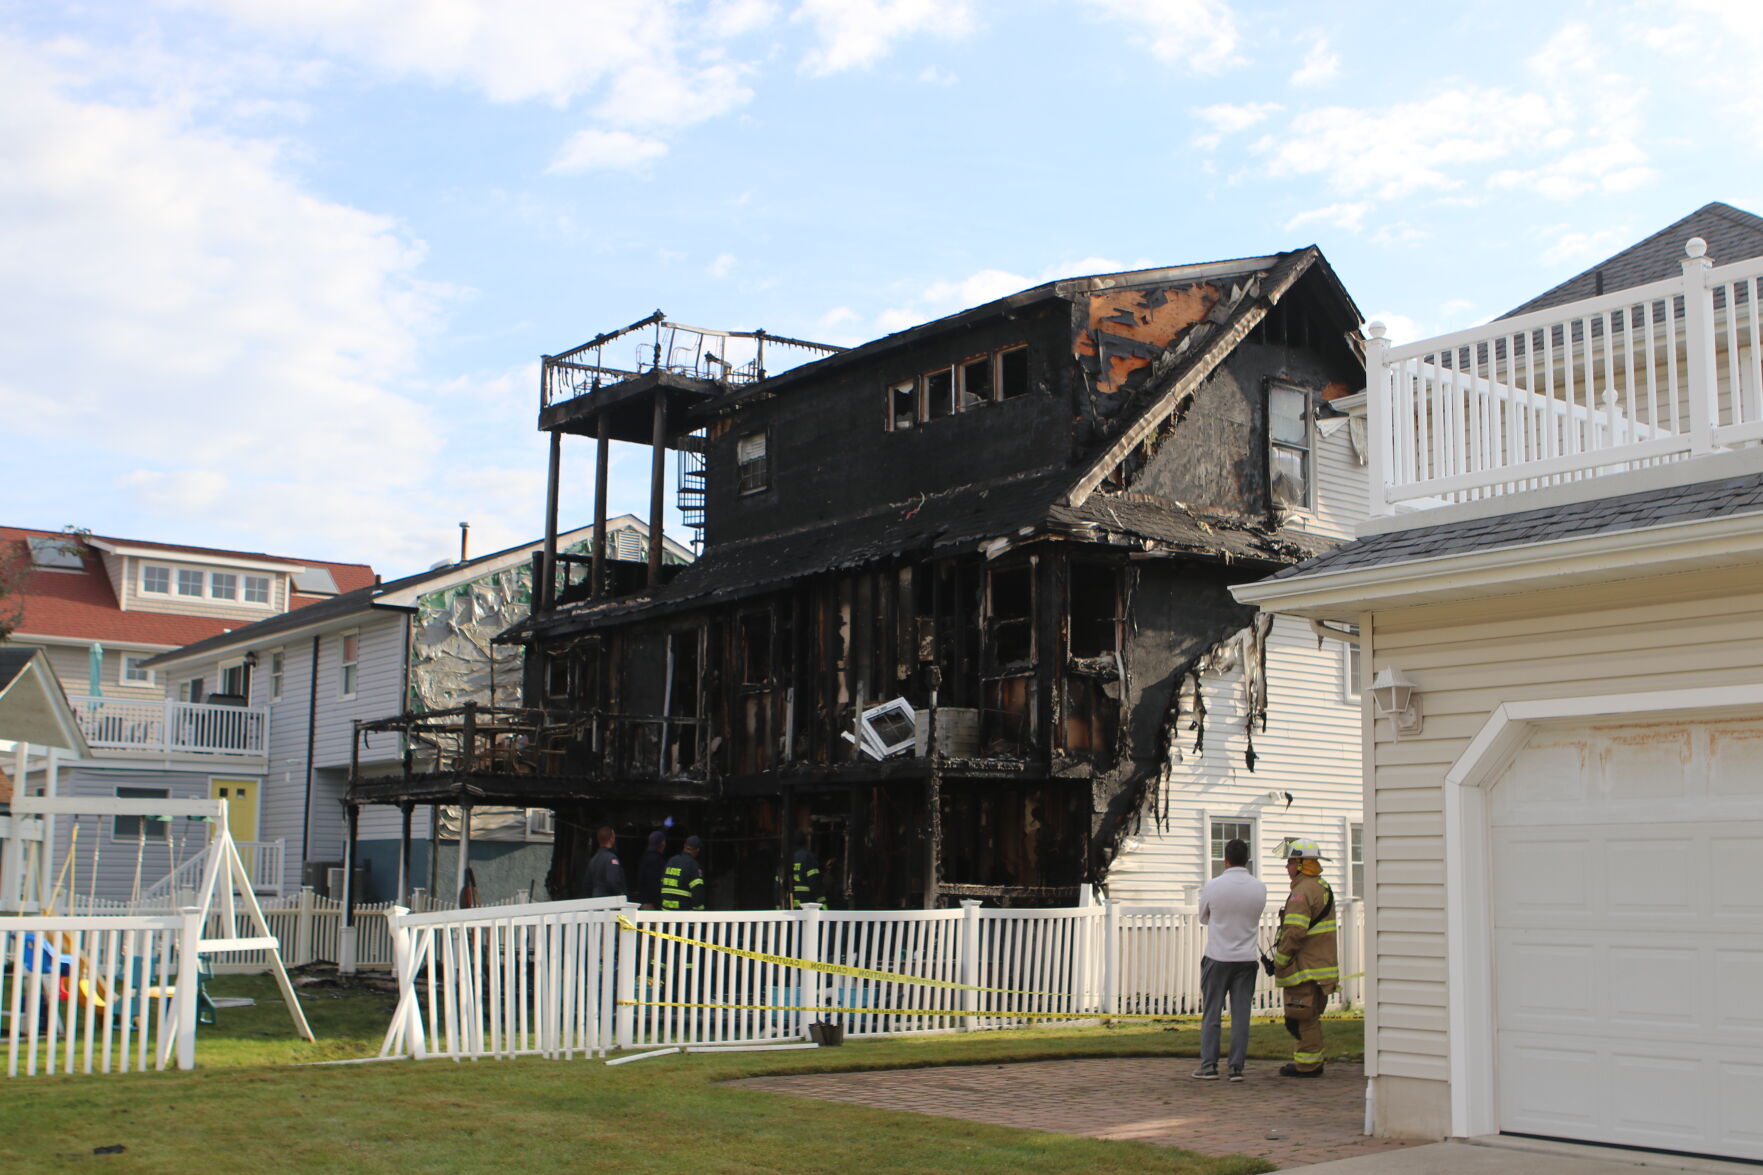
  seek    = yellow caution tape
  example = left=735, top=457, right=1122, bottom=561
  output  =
left=618, top=915, right=1057, bottom=997
left=618, top=998, right=1201, bottom=1022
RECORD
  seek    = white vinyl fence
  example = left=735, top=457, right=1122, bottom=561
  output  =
left=1, top=910, right=202, bottom=1077
left=382, top=898, right=1363, bottom=1062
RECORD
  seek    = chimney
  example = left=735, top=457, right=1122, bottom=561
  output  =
left=458, top=521, right=470, bottom=563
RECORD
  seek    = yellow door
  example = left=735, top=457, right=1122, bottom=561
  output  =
left=211, top=779, right=259, bottom=843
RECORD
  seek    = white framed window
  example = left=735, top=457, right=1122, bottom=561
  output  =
left=1349, top=823, right=1365, bottom=897
left=142, top=565, right=171, bottom=594
left=218, top=659, right=250, bottom=698
left=181, top=676, right=206, bottom=704
left=210, top=571, right=238, bottom=600
left=1342, top=640, right=1362, bottom=703
left=1269, top=383, right=1313, bottom=511
left=175, top=568, right=205, bottom=597
left=120, top=655, right=156, bottom=687
left=114, top=786, right=170, bottom=841
left=243, top=574, right=271, bottom=605
left=1209, top=817, right=1256, bottom=878
left=269, top=649, right=285, bottom=700
left=736, top=432, right=769, bottom=494
left=339, top=630, right=360, bottom=698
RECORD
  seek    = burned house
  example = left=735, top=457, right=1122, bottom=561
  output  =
left=350, top=249, right=1368, bottom=909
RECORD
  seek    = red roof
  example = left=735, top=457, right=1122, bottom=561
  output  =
left=2, top=526, right=377, bottom=649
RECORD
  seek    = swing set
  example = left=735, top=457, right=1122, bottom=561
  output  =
left=6, top=794, right=314, bottom=1048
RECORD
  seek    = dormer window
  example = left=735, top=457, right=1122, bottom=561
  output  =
left=142, top=565, right=171, bottom=594
left=211, top=572, right=238, bottom=600
left=884, top=345, right=1031, bottom=430
left=176, top=569, right=205, bottom=597
left=1269, top=383, right=1313, bottom=511
left=244, top=575, right=271, bottom=604
left=141, top=564, right=275, bottom=605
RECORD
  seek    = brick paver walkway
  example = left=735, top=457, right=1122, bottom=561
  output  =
left=733, top=1058, right=1423, bottom=1169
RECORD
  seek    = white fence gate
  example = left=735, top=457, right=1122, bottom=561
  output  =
left=382, top=898, right=1364, bottom=1062
left=1, top=910, right=202, bottom=1077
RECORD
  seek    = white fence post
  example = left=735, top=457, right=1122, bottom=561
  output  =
left=1364, top=322, right=1392, bottom=513
left=174, top=906, right=202, bottom=1070
left=799, top=902, right=823, bottom=1041
left=294, top=885, right=315, bottom=966
left=959, top=900, right=981, bottom=1032
left=1682, top=238, right=1718, bottom=453
left=615, top=903, right=638, bottom=1050
left=1102, top=898, right=1120, bottom=1018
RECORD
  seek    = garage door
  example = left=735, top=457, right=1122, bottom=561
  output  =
left=1490, top=716, right=1763, bottom=1161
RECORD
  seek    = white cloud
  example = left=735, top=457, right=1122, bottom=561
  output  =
left=818, top=306, right=860, bottom=328
left=1539, top=225, right=1630, bottom=267
left=1192, top=101, right=1280, bottom=149
left=1365, top=311, right=1429, bottom=347
left=1285, top=202, right=1370, bottom=233
left=917, top=65, right=958, bottom=85
left=709, top=252, right=737, bottom=278
left=795, top=0, right=975, bottom=76
left=546, top=128, right=669, bottom=173
left=1080, top=0, right=1242, bottom=73
left=921, top=268, right=1034, bottom=308
left=1289, top=37, right=1338, bottom=87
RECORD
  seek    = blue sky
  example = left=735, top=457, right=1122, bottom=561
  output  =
left=4, top=0, right=1760, bottom=576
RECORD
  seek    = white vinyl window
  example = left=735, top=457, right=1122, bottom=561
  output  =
left=1342, top=640, right=1362, bottom=703
left=1209, top=818, right=1256, bottom=878
left=269, top=649, right=285, bottom=700
left=176, top=568, right=205, bottom=597
left=210, top=572, right=238, bottom=600
left=1349, top=823, right=1365, bottom=897
left=141, top=565, right=171, bottom=594
left=243, top=575, right=271, bottom=605
left=120, top=655, right=155, bottom=686
left=339, top=630, right=360, bottom=698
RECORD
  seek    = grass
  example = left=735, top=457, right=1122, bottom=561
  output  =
left=0, top=973, right=1365, bottom=1175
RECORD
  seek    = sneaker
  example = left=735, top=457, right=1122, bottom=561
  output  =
left=1228, top=1067, right=1244, bottom=1082
left=1190, top=1066, right=1220, bottom=1080
left=1278, top=1063, right=1323, bottom=1078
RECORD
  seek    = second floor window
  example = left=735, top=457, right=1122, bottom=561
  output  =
left=1210, top=818, right=1255, bottom=877
left=210, top=572, right=237, bottom=600
left=121, top=655, right=154, bottom=686
left=244, top=575, right=271, bottom=604
left=1269, top=383, right=1312, bottom=511
left=269, top=649, right=284, bottom=700
left=142, top=565, right=171, bottom=594
left=339, top=631, right=359, bottom=697
left=176, top=568, right=205, bottom=597
left=737, top=432, right=769, bottom=494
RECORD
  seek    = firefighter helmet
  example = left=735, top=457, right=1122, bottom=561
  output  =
left=1283, top=837, right=1327, bottom=860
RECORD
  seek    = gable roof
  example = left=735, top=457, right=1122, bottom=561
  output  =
left=0, top=646, right=91, bottom=755
left=1504, top=202, right=1763, bottom=318
left=2, top=525, right=377, bottom=649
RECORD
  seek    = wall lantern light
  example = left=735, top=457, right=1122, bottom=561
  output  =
left=1369, top=667, right=1423, bottom=737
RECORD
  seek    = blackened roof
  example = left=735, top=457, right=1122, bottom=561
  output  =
left=1504, top=202, right=1763, bottom=318
left=1264, top=472, right=1763, bottom=582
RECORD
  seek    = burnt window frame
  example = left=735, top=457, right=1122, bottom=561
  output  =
left=881, top=344, right=1032, bottom=431
left=923, top=364, right=956, bottom=421
left=736, top=429, right=770, bottom=495
left=1066, top=562, right=1122, bottom=661
left=886, top=376, right=918, bottom=431
left=1268, top=381, right=1314, bottom=512
left=957, top=353, right=993, bottom=409
left=996, top=345, right=1029, bottom=400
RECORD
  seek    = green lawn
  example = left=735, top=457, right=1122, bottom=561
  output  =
left=0, top=973, right=1365, bottom=1175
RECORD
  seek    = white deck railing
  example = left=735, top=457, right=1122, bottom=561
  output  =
left=380, top=897, right=1365, bottom=1062
left=68, top=695, right=268, bottom=758
left=136, top=839, right=286, bottom=902
left=1, top=910, right=202, bottom=1077
left=1367, top=238, right=1763, bottom=512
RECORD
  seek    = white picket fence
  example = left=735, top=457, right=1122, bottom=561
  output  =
left=1, top=910, right=202, bottom=1077
left=381, top=898, right=1364, bottom=1062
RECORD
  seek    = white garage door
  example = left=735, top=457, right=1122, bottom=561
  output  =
left=1490, top=715, right=1763, bottom=1161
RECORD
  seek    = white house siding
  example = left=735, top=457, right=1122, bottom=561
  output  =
left=41, top=765, right=217, bottom=904
left=1298, top=417, right=1366, bottom=542
left=1107, top=612, right=1363, bottom=899
left=1362, top=564, right=1763, bottom=1137
left=22, top=638, right=172, bottom=702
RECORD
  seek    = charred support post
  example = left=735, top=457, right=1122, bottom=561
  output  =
left=340, top=801, right=360, bottom=974
left=542, top=430, right=561, bottom=613
left=779, top=785, right=795, bottom=907
left=591, top=412, right=610, bottom=598
left=924, top=667, right=942, bottom=910
left=648, top=393, right=668, bottom=586
left=397, top=802, right=412, bottom=906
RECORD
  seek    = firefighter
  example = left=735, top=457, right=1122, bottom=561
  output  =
left=660, top=834, right=707, bottom=911
left=789, top=837, right=824, bottom=908
left=581, top=825, right=627, bottom=898
left=1266, top=837, right=1338, bottom=1078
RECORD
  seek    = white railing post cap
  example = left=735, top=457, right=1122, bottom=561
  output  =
left=1366, top=320, right=1388, bottom=340
left=1685, top=237, right=1707, bottom=259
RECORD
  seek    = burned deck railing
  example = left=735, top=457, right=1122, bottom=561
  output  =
left=541, top=312, right=845, bottom=409
left=352, top=701, right=706, bottom=787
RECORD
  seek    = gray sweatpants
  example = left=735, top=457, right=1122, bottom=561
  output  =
left=1198, top=956, right=1259, bottom=1072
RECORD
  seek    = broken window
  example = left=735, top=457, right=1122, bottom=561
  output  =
left=981, top=676, right=1032, bottom=754
left=737, top=431, right=769, bottom=494
left=888, top=378, right=917, bottom=430
left=985, top=566, right=1033, bottom=668
left=546, top=651, right=570, bottom=700
left=924, top=367, right=955, bottom=420
left=739, top=611, right=771, bottom=684
left=1067, top=564, right=1120, bottom=659
left=1061, top=675, right=1118, bottom=755
left=959, top=356, right=992, bottom=409
left=1210, top=819, right=1256, bottom=878
left=1269, top=384, right=1311, bottom=511
left=997, top=346, right=1029, bottom=399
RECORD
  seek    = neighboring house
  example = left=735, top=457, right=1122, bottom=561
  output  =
left=147, top=517, right=688, bottom=904
left=1237, top=202, right=1763, bottom=1162
left=357, top=249, right=1371, bottom=911
left=0, top=646, right=92, bottom=910
left=0, top=526, right=375, bottom=905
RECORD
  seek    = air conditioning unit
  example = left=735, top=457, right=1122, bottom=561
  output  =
left=325, top=864, right=372, bottom=900
left=526, top=808, right=555, bottom=837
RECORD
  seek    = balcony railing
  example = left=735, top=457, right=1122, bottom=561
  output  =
left=1367, top=238, right=1763, bottom=513
left=69, top=695, right=268, bottom=757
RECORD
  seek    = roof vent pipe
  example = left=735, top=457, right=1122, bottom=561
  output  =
left=459, top=521, right=470, bottom=563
